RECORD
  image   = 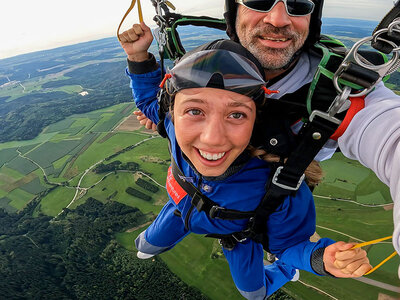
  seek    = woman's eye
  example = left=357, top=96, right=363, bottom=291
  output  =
left=230, top=112, right=245, bottom=119
left=187, top=109, right=202, bottom=116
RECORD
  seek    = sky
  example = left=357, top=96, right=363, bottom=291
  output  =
left=0, top=0, right=396, bottom=60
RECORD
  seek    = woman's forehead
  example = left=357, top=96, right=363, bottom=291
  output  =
left=176, top=87, right=254, bottom=105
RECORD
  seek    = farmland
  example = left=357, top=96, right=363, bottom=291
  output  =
left=0, top=100, right=398, bottom=299
left=1, top=18, right=400, bottom=298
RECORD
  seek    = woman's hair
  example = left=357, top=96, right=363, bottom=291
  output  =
left=248, top=145, right=324, bottom=187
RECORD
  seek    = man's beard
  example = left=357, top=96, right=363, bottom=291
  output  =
left=237, top=25, right=307, bottom=71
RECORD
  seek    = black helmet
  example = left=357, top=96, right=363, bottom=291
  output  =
left=163, top=39, right=267, bottom=102
left=157, top=39, right=268, bottom=137
left=224, top=0, right=324, bottom=48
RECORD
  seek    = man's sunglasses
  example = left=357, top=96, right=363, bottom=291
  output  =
left=235, top=0, right=315, bottom=17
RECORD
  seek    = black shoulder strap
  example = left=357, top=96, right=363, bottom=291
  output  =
left=170, top=155, right=255, bottom=221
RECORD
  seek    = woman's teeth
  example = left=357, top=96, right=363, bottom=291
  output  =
left=199, top=150, right=226, bottom=161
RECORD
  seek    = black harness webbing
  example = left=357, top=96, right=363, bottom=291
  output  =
left=170, top=156, right=255, bottom=221
left=206, top=113, right=340, bottom=251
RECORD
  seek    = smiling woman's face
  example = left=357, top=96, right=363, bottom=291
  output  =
left=173, top=87, right=256, bottom=177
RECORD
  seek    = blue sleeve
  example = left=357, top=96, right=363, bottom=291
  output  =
left=267, top=183, right=336, bottom=275
left=125, top=67, right=162, bottom=124
left=276, top=238, right=335, bottom=275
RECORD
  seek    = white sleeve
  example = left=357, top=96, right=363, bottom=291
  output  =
left=338, top=82, right=400, bottom=263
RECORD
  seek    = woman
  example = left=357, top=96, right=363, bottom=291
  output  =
left=119, top=24, right=371, bottom=299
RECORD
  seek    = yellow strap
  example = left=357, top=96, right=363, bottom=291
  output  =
left=166, top=0, right=176, bottom=10
left=364, top=251, right=397, bottom=275
left=117, top=0, right=143, bottom=41
left=351, top=235, right=396, bottom=275
left=137, top=0, right=143, bottom=23
left=351, top=235, right=393, bottom=249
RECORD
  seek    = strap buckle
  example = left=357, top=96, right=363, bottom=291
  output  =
left=231, top=232, right=247, bottom=243
left=209, top=205, right=226, bottom=219
left=310, top=86, right=351, bottom=126
left=272, top=166, right=305, bottom=191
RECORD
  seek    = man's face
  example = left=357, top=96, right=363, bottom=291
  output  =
left=235, top=2, right=311, bottom=72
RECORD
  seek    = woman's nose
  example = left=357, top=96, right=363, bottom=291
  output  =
left=200, top=117, right=227, bottom=146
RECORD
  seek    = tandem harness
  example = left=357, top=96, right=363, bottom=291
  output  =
left=117, top=0, right=400, bottom=253
left=165, top=22, right=400, bottom=253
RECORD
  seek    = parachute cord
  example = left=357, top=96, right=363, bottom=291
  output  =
left=351, top=235, right=396, bottom=275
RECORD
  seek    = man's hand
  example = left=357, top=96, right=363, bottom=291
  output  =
left=133, top=110, right=157, bottom=132
left=323, top=241, right=372, bottom=278
left=118, top=22, right=153, bottom=62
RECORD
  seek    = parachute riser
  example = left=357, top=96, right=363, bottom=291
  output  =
left=333, top=19, right=400, bottom=99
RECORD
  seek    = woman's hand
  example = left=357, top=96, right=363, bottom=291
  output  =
left=118, top=22, right=153, bottom=62
left=133, top=110, right=157, bottom=132
left=323, top=241, right=372, bottom=277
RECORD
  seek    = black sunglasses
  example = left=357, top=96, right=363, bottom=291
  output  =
left=235, top=0, right=315, bottom=17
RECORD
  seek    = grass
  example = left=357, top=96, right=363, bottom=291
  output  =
left=160, top=235, right=243, bottom=300
left=19, top=177, right=48, bottom=194
left=0, top=166, right=25, bottom=181
left=52, top=154, right=71, bottom=170
left=38, top=187, right=76, bottom=216
left=6, top=156, right=38, bottom=175
left=45, top=119, right=76, bottom=133
left=72, top=172, right=163, bottom=214
left=0, top=132, right=58, bottom=151
left=26, top=139, right=82, bottom=168
left=71, top=132, right=145, bottom=172
left=285, top=270, right=400, bottom=300
left=116, top=227, right=242, bottom=300
left=0, top=148, right=19, bottom=166
left=356, top=191, right=386, bottom=205
left=7, top=188, right=35, bottom=210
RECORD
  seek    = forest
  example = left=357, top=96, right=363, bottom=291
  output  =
left=0, top=60, right=133, bottom=143
left=0, top=197, right=208, bottom=299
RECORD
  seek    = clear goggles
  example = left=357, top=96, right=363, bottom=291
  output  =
left=163, top=49, right=267, bottom=99
left=235, top=0, right=315, bottom=17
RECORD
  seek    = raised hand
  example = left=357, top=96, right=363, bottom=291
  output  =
left=118, top=22, right=153, bottom=62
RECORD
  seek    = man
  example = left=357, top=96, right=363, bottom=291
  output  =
left=227, top=0, right=400, bottom=270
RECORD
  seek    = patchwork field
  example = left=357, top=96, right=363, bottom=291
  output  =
left=0, top=102, right=398, bottom=300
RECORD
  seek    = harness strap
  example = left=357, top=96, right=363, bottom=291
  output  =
left=170, top=157, right=255, bottom=220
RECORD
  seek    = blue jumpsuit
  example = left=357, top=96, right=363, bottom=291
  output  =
left=127, top=67, right=335, bottom=299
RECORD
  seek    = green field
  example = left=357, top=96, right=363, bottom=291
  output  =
left=0, top=101, right=398, bottom=299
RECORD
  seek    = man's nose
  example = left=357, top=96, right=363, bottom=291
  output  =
left=263, top=1, right=291, bottom=27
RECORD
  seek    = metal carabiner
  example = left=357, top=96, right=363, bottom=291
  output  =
left=333, top=34, right=400, bottom=97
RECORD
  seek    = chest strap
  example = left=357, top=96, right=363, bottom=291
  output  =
left=170, top=157, right=255, bottom=220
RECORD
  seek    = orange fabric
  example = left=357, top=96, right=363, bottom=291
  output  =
left=330, top=96, right=365, bottom=141
left=166, top=166, right=187, bottom=205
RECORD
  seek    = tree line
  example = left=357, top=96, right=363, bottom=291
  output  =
left=0, top=197, right=207, bottom=299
